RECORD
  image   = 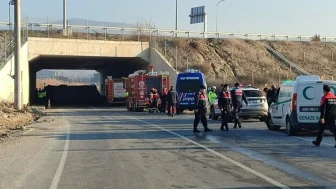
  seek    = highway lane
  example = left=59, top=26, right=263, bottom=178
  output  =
left=0, top=107, right=335, bottom=189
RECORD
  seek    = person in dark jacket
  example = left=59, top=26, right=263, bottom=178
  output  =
left=312, top=85, right=336, bottom=148
left=266, top=85, right=277, bottom=107
left=167, top=86, right=179, bottom=117
left=193, top=85, right=212, bottom=133
left=160, top=88, right=168, bottom=113
left=230, top=83, right=248, bottom=129
left=218, top=84, right=231, bottom=131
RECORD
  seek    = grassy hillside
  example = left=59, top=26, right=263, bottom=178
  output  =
left=157, top=38, right=296, bottom=87
left=156, top=38, right=336, bottom=88
left=268, top=41, right=336, bottom=80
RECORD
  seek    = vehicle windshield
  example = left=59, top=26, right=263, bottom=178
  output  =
left=177, top=80, right=203, bottom=93
left=243, top=90, right=263, bottom=97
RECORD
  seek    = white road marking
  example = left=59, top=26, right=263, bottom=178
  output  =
left=89, top=106, right=290, bottom=188
left=126, top=116, right=291, bottom=189
left=49, top=119, right=71, bottom=189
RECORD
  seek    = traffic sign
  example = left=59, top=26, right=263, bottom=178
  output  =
left=190, top=6, right=205, bottom=24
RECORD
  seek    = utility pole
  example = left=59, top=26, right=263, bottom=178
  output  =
left=63, top=0, right=67, bottom=29
left=14, top=0, right=22, bottom=110
left=186, top=58, right=189, bottom=70
left=175, top=0, right=178, bottom=37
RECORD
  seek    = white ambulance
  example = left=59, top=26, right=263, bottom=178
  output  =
left=266, top=75, right=336, bottom=136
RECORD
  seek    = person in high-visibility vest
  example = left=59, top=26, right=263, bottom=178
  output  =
left=208, top=86, right=217, bottom=104
left=125, top=92, right=129, bottom=98
left=37, top=89, right=45, bottom=105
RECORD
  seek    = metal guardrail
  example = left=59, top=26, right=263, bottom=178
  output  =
left=1, top=21, right=336, bottom=42
left=265, top=45, right=310, bottom=75
left=0, top=32, right=28, bottom=70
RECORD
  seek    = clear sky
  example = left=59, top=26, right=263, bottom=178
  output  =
left=1, top=0, right=335, bottom=36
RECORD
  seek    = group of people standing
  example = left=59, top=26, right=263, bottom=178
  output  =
left=263, top=85, right=278, bottom=107
left=193, top=83, right=248, bottom=133
left=149, top=86, right=179, bottom=117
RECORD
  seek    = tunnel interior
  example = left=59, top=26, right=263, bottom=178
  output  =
left=30, top=55, right=150, bottom=105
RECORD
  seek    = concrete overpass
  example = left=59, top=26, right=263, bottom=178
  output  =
left=0, top=37, right=177, bottom=104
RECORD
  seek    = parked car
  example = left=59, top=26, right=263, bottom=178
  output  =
left=209, top=87, right=268, bottom=122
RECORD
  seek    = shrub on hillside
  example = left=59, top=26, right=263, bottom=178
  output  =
left=311, top=34, right=321, bottom=42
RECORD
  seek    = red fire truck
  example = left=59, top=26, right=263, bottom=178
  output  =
left=105, top=77, right=127, bottom=105
left=125, top=67, right=169, bottom=112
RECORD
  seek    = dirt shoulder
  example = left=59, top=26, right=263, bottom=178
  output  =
left=0, top=102, right=45, bottom=139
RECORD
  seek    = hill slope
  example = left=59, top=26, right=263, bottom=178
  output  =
left=157, top=38, right=336, bottom=87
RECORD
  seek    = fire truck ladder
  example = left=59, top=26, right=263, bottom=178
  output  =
left=162, top=74, right=168, bottom=89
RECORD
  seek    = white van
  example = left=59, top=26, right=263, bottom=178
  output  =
left=266, top=75, right=336, bottom=136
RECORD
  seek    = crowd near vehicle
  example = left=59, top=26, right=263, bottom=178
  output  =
left=105, top=77, right=127, bottom=105
left=266, top=75, right=336, bottom=136
left=125, top=67, right=169, bottom=112
left=210, top=85, right=268, bottom=122
left=176, top=69, right=208, bottom=114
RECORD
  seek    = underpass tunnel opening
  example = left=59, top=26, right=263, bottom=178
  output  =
left=29, top=55, right=150, bottom=106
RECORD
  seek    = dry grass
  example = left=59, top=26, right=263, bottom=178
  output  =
left=158, top=38, right=296, bottom=87
left=268, top=41, right=336, bottom=80
left=0, top=101, right=43, bottom=139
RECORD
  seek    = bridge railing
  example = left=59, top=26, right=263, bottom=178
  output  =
left=1, top=21, right=336, bottom=42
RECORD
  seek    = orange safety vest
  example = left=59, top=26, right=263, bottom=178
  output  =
left=149, top=93, right=154, bottom=100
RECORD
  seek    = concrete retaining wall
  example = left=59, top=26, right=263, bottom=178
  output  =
left=0, top=43, right=29, bottom=104
left=28, top=38, right=150, bottom=62
left=150, top=48, right=178, bottom=88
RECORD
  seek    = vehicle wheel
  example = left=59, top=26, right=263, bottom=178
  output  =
left=286, top=116, right=295, bottom=136
left=266, top=114, right=281, bottom=131
left=259, top=116, right=267, bottom=122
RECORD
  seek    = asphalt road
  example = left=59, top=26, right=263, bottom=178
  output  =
left=0, top=107, right=336, bottom=189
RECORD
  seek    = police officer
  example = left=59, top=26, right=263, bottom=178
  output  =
left=193, top=85, right=212, bottom=133
left=218, top=84, right=231, bottom=131
left=312, top=85, right=336, bottom=148
left=231, top=83, right=248, bottom=129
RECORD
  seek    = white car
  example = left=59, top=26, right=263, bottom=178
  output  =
left=209, top=87, right=268, bottom=122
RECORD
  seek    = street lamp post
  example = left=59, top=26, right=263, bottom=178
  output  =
left=9, top=1, right=14, bottom=30
left=63, top=0, right=67, bottom=29
left=216, top=0, right=225, bottom=33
